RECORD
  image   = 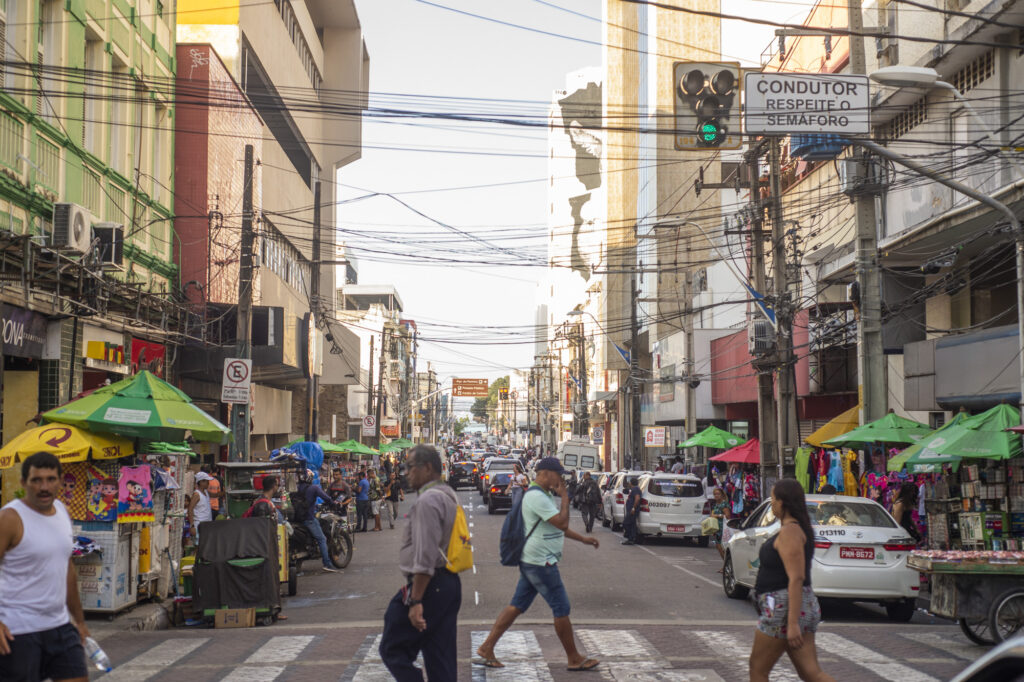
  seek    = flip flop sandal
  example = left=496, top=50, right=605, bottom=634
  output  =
left=567, top=659, right=600, bottom=672
left=472, top=658, right=505, bottom=668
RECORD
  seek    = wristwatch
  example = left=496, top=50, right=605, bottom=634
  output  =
left=408, top=598, right=422, bottom=607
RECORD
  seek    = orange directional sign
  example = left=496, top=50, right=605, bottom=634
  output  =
left=452, top=378, right=489, bottom=397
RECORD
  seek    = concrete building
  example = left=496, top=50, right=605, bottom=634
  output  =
left=174, top=0, right=369, bottom=454
left=0, top=0, right=179, bottom=463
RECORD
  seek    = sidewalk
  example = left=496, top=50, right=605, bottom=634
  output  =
left=86, top=601, right=171, bottom=641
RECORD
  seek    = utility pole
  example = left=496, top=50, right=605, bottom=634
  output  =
left=374, top=327, right=388, bottom=448
left=578, top=323, right=590, bottom=437
left=306, top=180, right=322, bottom=442
left=629, top=277, right=641, bottom=469
left=366, top=334, right=374, bottom=444
left=230, top=144, right=254, bottom=462
left=847, top=0, right=887, bottom=425
left=768, top=138, right=799, bottom=480
left=748, top=149, right=777, bottom=493
left=683, top=241, right=697, bottom=446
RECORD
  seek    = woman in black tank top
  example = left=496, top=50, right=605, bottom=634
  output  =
left=749, top=479, right=835, bottom=682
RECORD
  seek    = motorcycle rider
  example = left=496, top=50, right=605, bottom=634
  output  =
left=297, top=470, right=338, bottom=573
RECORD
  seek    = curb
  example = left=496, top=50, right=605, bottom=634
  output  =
left=121, top=602, right=172, bottom=632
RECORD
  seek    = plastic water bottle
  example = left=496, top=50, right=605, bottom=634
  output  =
left=84, top=636, right=112, bottom=672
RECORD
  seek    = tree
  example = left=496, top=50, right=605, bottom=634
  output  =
left=470, top=376, right=509, bottom=425
left=454, top=416, right=470, bottom=437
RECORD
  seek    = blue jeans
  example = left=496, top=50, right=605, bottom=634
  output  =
left=380, top=570, right=461, bottom=681
left=304, top=518, right=332, bottom=568
left=510, top=562, right=571, bottom=618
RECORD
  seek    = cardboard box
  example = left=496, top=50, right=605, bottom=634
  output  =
left=214, top=608, right=255, bottom=629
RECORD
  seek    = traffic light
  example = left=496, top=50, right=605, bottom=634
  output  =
left=673, top=62, right=741, bottom=150
left=499, top=387, right=509, bottom=400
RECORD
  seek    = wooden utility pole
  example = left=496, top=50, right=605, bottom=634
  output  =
left=229, top=144, right=254, bottom=462
left=374, top=327, right=388, bottom=448
left=306, top=180, right=322, bottom=442
left=366, top=334, right=374, bottom=444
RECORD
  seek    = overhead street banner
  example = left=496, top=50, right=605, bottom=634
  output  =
left=743, top=73, right=870, bottom=135
left=452, top=378, right=490, bottom=397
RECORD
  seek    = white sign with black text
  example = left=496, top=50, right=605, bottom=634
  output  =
left=221, top=358, right=252, bottom=404
left=743, top=73, right=870, bottom=135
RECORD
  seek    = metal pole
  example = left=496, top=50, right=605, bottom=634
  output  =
left=847, top=0, right=887, bottom=426
left=769, top=138, right=796, bottom=481
left=230, top=144, right=254, bottom=462
left=630, top=277, right=641, bottom=469
left=748, top=150, right=776, bottom=495
left=309, top=181, right=321, bottom=442
left=579, top=323, right=590, bottom=437
left=366, top=334, right=374, bottom=444
left=374, top=327, right=387, bottom=448
left=683, top=241, right=697, bottom=443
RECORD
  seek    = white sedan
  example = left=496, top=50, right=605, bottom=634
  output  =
left=722, top=495, right=920, bottom=621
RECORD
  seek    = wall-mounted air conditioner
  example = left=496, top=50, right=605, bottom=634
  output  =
left=52, top=203, right=91, bottom=253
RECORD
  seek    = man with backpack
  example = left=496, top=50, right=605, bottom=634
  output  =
left=476, top=457, right=600, bottom=672
left=577, top=471, right=602, bottom=533
left=379, top=445, right=463, bottom=681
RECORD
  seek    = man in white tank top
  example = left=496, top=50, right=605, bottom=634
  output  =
left=0, top=451, right=89, bottom=681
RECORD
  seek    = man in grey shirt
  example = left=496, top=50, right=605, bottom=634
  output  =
left=379, top=445, right=460, bottom=680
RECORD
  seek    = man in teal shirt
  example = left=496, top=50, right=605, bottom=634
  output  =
left=475, top=458, right=600, bottom=672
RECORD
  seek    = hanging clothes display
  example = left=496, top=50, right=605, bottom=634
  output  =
left=794, top=447, right=812, bottom=492
left=840, top=450, right=859, bottom=496
left=827, top=451, right=845, bottom=492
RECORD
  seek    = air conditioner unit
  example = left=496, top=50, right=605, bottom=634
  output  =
left=748, top=317, right=776, bottom=356
left=52, top=203, right=91, bottom=254
left=92, top=222, right=124, bottom=266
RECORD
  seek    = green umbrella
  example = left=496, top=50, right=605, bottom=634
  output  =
left=379, top=437, right=415, bottom=454
left=335, top=439, right=379, bottom=456
left=906, top=404, right=1021, bottom=468
left=679, top=425, right=746, bottom=450
left=285, top=439, right=352, bottom=453
left=888, top=411, right=969, bottom=472
left=823, top=412, right=932, bottom=448
left=43, top=371, right=232, bottom=444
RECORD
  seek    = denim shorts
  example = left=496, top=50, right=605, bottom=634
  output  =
left=510, top=562, right=571, bottom=618
left=756, top=586, right=822, bottom=639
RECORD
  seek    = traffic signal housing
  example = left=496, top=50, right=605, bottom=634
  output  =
left=499, top=387, right=509, bottom=400
left=673, top=62, right=741, bottom=150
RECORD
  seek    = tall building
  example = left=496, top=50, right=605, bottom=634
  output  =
left=173, top=0, right=369, bottom=453
left=0, top=0, right=178, bottom=469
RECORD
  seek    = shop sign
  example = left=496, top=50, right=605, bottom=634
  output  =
left=381, top=418, right=400, bottom=437
left=592, top=426, right=604, bottom=444
left=221, top=358, right=252, bottom=404
left=2, top=304, right=47, bottom=359
left=643, top=426, right=667, bottom=448
left=131, top=338, right=166, bottom=377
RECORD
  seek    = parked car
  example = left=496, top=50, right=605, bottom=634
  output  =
left=594, top=473, right=612, bottom=522
left=722, top=495, right=920, bottom=621
left=601, top=470, right=650, bottom=531
left=486, top=472, right=516, bottom=514
left=949, top=634, right=1024, bottom=682
left=634, top=474, right=709, bottom=545
left=449, top=461, right=477, bottom=490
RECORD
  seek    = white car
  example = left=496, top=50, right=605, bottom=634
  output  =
left=635, top=474, right=710, bottom=546
left=601, top=471, right=650, bottom=531
left=722, top=495, right=920, bottom=621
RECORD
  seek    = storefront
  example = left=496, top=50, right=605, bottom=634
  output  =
left=1, top=304, right=48, bottom=445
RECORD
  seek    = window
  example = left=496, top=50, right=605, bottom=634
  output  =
left=39, top=0, right=62, bottom=123
left=107, top=185, right=126, bottom=223
left=34, top=136, right=60, bottom=190
left=82, top=169, right=101, bottom=217
left=647, top=478, right=703, bottom=497
left=1, top=0, right=18, bottom=92
left=806, top=501, right=897, bottom=528
left=879, top=98, right=926, bottom=141
left=152, top=105, right=168, bottom=204
left=110, top=62, right=128, bottom=175
left=83, top=37, right=103, bottom=155
left=950, top=51, right=994, bottom=95
left=0, top=111, right=22, bottom=169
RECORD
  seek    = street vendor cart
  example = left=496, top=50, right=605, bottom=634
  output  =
left=909, top=550, right=1024, bottom=645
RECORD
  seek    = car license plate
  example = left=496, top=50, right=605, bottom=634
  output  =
left=667, top=524, right=686, bottom=532
left=840, top=546, right=875, bottom=560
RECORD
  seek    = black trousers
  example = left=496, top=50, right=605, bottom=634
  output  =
left=380, top=570, right=461, bottom=681
left=580, top=502, right=598, bottom=532
left=623, top=513, right=638, bottom=542
left=356, top=499, right=371, bottom=530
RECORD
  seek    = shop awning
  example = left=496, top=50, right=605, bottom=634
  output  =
left=679, top=425, right=746, bottom=450
left=805, top=404, right=860, bottom=447
left=710, top=438, right=760, bottom=464
left=0, top=424, right=134, bottom=469
left=592, top=391, right=618, bottom=403
left=823, top=412, right=931, bottom=448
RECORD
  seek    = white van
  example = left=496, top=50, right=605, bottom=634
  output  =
left=635, top=473, right=709, bottom=546
left=557, top=440, right=601, bottom=472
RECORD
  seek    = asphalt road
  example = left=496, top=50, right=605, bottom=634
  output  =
left=88, top=486, right=988, bottom=681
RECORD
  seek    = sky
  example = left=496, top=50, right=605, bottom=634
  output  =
left=340, top=0, right=816, bottom=397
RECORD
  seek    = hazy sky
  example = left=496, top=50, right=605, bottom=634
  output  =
left=341, top=0, right=813, bottom=393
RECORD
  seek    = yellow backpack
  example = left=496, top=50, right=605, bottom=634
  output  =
left=445, top=503, right=474, bottom=573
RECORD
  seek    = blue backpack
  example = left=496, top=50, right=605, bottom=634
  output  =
left=499, top=487, right=544, bottom=567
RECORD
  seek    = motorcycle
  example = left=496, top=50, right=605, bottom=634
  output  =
left=289, top=500, right=354, bottom=582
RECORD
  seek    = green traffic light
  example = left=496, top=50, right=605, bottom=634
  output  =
left=701, top=122, right=721, bottom=143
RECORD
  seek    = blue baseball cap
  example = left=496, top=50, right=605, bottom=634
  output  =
left=534, top=457, right=565, bottom=475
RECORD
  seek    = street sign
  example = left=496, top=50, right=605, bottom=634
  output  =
left=643, top=426, right=667, bottom=448
left=221, top=358, right=252, bottom=404
left=452, top=378, right=489, bottom=397
left=362, top=415, right=377, bottom=437
left=592, top=426, right=604, bottom=445
left=743, top=73, right=870, bottom=135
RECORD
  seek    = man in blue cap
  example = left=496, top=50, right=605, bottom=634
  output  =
left=474, top=457, right=600, bottom=672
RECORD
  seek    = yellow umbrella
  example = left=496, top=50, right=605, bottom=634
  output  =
left=805, top=404, right=861, bottom=448
left=0, top=424, right=134, bottom=469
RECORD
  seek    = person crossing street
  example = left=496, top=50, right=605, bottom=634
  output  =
left=577, top=471, right=601, bottom=533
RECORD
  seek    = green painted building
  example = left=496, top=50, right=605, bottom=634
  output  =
left=0, top=0, right=177, bottom=288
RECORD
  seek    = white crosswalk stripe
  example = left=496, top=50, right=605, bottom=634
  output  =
left=690, top=630, right=802, bottom=681
left=219, top=635, right=316, bottom=682
left=816, top=632, right=939, bottom=682
left=900, top=631, right=987, bottom=661
left=100, top=638, right=210, bottom=682
left=577, top=629, right=725, bottom=682
left=340, top=633, right=424, bottom=681
left=471, top=630, right=553, bottom=681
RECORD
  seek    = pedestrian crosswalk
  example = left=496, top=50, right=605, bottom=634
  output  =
left=92, top=625, right=985, bottom=681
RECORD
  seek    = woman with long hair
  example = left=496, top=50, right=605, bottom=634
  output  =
left=749, top=479, right=833, bottom=682
left=892, top=482, right=922, bottom=544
